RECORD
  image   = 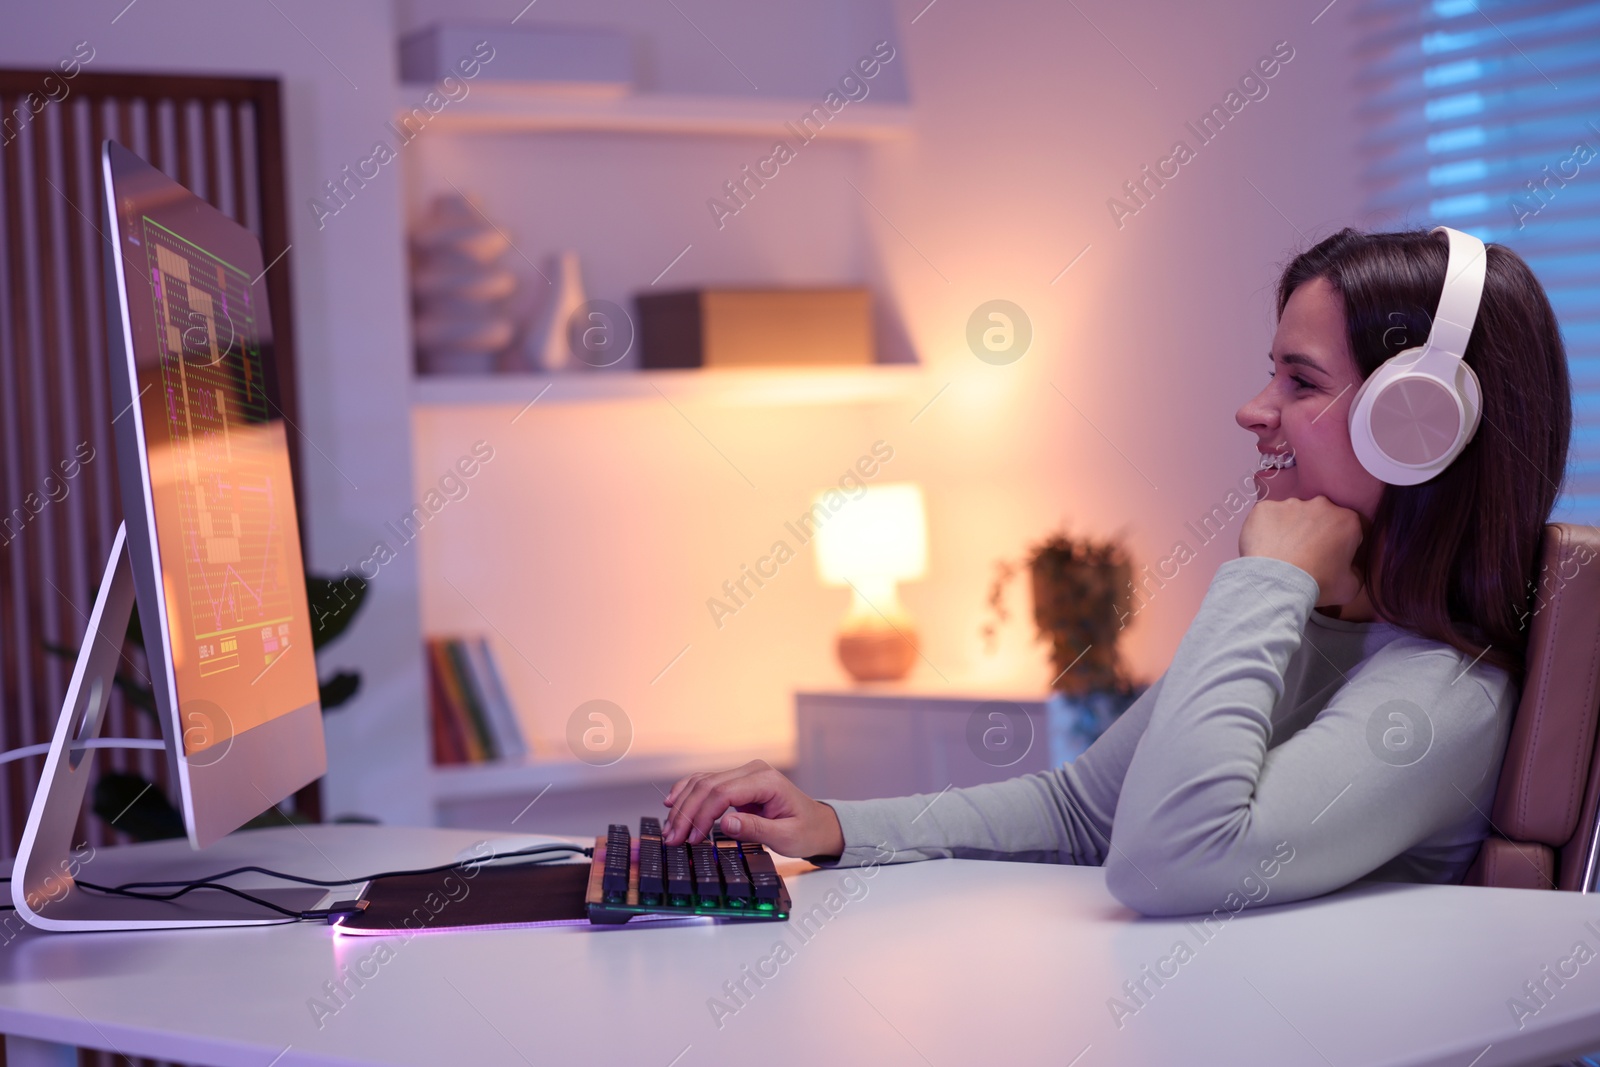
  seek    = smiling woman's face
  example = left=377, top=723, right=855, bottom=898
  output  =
left=1236, top=276, right=1386, bottom=522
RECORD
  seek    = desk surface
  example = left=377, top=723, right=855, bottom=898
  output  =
left=2, top=825, right=1599, bottom=1067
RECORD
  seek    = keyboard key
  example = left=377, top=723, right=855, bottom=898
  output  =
left=664, top=843, right=693, bottom=900
left=717, top=842, right=751, bottom=904
left=638, top=831, right=664, bottom=896
left=589, top=816, right=788, bottom=921
left=691, top=841, right=721, bottom=904
left=603, top=824, right=631, bottom=895
left=742, top=844, right=781, bottom=900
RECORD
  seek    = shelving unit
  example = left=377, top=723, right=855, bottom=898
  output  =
left=402, top=55, right=917, bottom=826
left=412, top=364, right=925, bottom=408
left=399, top=84, right=914, bottom=140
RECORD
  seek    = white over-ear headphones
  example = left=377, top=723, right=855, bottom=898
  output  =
left=1348, top=225, right=1487, bottom=486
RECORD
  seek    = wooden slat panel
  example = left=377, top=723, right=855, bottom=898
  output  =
left=196, top=100, right=212, bottom=205
left=229, top=101, right=249, bottom=230
left=116, top=96, right=135, bottom=159
left=253, top=81, right=306, bottom=530
left=0, top=67, right=316, bottom=855
left=31, top=97, right=78, bottom=852
left=0, top=70, right=276, bottom=102
left=1, top=97, right=50, bottom=847
left=61, top=100, right=103, bottom=650
left=174, top=97, right=193, bottom=191
left=0, top=94, right=30, bottom=851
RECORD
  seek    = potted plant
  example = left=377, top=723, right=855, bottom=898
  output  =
left=45, top=571, right=370, bottom=840
left=983, top=529, right=1145, bottom=761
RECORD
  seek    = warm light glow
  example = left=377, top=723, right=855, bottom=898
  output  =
left=814, top=482, right=927, bottom=593
left=815, top=482, right=927, bottom=680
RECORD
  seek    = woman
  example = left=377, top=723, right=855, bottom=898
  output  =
left=662, top=227, right=1574, bottom=917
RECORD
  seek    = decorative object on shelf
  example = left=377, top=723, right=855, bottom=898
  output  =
left=636, top=288, right=875, bottom=368
left=399, top=23, right=633, bottom=97
left=426, top=634, right=529, bottom=765
left=511, top=249, right=590, bottom=372
left=814, top=482, right=927, bottom=683
left=983, top=529, right=1137, bottom=698
left=410, top=191, right=517, bottom=376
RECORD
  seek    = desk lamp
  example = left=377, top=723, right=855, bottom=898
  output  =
left=814, top=482, right=927, bottom=682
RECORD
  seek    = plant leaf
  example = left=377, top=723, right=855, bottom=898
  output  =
left=319, top=670, right=360, bottom=710
left=92, top=771, right=184, bottom=842
left=41, top=641, right=160, bottom=722
left=112, top=673, right=159, bottom=720
left=306, top=573, right=367, bottom=650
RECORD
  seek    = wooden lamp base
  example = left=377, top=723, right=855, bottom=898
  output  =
left=837, top=624, right=918, bottom=683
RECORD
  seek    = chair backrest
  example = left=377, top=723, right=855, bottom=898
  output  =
left=1463, top=523, right=1600, bottom=891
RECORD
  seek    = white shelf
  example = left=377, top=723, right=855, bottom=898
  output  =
left=400, top=84, right=914, bottom=139
left=412, top=364, right=925, bottom=408
left=430, top=744, right=794, bottom=802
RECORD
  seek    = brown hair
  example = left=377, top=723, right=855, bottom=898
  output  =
left=1276, top=228, right=1572, bottom=683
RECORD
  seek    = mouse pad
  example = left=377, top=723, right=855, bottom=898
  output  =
left=337, top=861, right=595, bottom=934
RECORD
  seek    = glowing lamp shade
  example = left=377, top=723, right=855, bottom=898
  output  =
left=813, top=482, right=927, bottom=682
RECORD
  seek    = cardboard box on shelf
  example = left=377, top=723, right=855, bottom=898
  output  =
left=636, top=288, right=874, bottom=369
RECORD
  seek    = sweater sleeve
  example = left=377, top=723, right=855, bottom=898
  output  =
left=1103, top=554, right=1511, bottom=917
left=811, top=670, right=1167, bottom=869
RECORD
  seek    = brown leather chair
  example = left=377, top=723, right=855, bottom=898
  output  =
left=1463, top=523, right=1600, bottom=892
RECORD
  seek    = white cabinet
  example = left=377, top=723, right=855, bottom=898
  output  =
left=794, top=687, right=1145, bottom=801
left=795, top=690, right=1051, bottom=801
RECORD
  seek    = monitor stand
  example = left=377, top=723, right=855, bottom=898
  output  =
left=11, top=522, right=326, bottom=931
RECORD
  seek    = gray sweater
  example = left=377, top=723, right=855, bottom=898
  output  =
left=817, top=555, right=1518, bottom=917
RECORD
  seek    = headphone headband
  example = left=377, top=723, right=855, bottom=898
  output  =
left=1425, top=225, right=1487, bottom=360
left=1346, top=225, right=1488, bottom=485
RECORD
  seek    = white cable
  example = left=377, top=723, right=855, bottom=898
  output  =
left=0, top=739, right=166, bottom=766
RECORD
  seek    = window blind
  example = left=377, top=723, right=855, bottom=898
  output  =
left=1356, top=0, right=1600, bottom=522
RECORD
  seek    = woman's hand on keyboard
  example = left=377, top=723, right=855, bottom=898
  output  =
left=661, top=759, right=845, bottom=858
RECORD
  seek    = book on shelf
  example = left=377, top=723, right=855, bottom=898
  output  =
left=425, top=635, right=530, bottom=765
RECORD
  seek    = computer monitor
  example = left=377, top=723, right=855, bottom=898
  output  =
left=11, top=141, right=327, bottom=930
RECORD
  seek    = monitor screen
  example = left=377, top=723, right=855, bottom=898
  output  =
left=103, top=140, right=325, bottom=847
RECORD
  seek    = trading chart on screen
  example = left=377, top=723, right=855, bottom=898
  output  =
left=141, top=218, right=302, bottom=735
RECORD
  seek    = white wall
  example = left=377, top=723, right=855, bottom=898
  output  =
left=402, top=0, right=1369, bottom=762
left=5, top=0, right=1369, bottom=819
left=0, top=0, right=432, bottom=824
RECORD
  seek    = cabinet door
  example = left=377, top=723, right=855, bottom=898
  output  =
left=795, top=701, right=925, bottom=801
left=796, top=697, right=1051, bottom=801
left=918, top=702, right=1051, bottom=792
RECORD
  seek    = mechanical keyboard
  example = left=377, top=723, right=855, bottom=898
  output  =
left=585, top=816, right=791, bottom=924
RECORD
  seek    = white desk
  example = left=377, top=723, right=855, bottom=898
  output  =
left=2, top=825, right=1599, bottom=1067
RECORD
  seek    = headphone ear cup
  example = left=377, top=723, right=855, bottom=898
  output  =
left=1455, top=357, right=1483, bottom=446
left=1371, top=373, right=1465, bottom=466
left=1350, top=347, right=1473, bottom=484
left=1349, top=354, right=1410, bottom=478
left=1347, top=226, right=1487, bottom=486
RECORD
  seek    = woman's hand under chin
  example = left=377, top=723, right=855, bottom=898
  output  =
left=1239, top=495, right=1367, bottom=609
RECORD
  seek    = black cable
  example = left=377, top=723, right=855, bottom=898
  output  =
left=99, top=842, right=592, bottom=894
left=35, top=843, right=591, bottom=923
left=75, top=878, right=310, bottom=918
